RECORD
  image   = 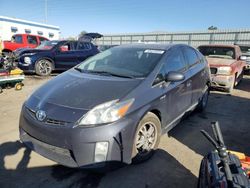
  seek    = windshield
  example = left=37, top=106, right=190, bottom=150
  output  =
left=36, top=41, right=58, bottom=50
left=198, top=46, right=235, bottom=59
left=239, top=46, right=250, bottom=55
left=76, top=47, right=165, bottom=78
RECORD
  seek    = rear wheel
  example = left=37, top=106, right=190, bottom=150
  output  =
left=132, top=112, right=161, bottom=164
left=35, top=59, right=53, bottom=76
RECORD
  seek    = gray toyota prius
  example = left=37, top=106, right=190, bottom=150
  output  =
left=19, top=43, right=211, bottom=168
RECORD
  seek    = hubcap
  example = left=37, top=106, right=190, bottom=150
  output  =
left=38, top=60, right=51, bottom=75
left=135, top=122, right=157, bottom=153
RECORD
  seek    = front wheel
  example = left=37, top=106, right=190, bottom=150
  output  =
left=132, top=112, right=161, bottom=164
left=35, top=59, right=53, bottom=76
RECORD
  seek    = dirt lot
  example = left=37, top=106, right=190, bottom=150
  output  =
left=0, top=75, right=250, bottom=188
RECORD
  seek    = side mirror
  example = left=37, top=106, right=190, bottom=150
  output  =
left=240, top=56, right=247, bottom=61
left=165, top=71, right=185, bottom=82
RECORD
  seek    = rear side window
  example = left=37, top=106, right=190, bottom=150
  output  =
left=164, top=48, right=186, bottom=72
left=27, top=36, right=38, bottom=45
left=196, top=50, right=206, bottom=64
left=183, top=47, right=199, bottom=67
left=77, top=42, right=92, bottom=50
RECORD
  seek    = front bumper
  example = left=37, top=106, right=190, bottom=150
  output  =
left=19, top=105, right=139, bottom=168
left=210, top=74, right=234, bottom=89
left=17, top=62, right=35, bottom=73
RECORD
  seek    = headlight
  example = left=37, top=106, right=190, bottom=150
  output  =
left=78, top=98, right=134, bottom=126
left=24, top=57, right=31, bottom=64
left=22, top=53, right=36, bottom=56
left=217, top=67, right=232, bottom=75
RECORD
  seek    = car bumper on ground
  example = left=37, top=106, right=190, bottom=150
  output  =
left=19, top=105, right=139, bottom=168
left=210, top=74, right=234, bottom=89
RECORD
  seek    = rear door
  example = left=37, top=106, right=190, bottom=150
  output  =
left=182, top=47, right=205, bottom=105
left=27, top=35, right=39, bottom=48
left=160, top=46, right=192, bottom=127
left=54, top=41, right=78, bottom=70
left=76, top=42, right=94, bottom=63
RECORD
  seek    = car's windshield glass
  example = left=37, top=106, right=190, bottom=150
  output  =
left=36, top=41, right=58, bottom=50
left=198, top=46, right=235, bottom=59
left=76, top=47, right=165, bottom=78
left=239, top=46, right=250, bottom=55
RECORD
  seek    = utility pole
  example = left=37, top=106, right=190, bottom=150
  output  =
left=45, top=0, right=48, bottom=23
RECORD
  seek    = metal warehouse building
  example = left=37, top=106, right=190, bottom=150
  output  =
left=0, top=16, right=60, bottom=41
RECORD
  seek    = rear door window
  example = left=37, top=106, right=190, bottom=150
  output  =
left=39, top=37, right=48, bottom=44
left=77, top=42, right=92, bottom=50
left=183, top=47, right=199, bottom=67
left=27, top=36, right=38, bottom=45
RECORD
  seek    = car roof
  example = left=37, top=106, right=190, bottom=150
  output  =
left=115, top=43, right=189, bottom=50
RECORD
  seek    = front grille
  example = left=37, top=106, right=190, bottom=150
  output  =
left=26, top=107, right=68, bottom=126
left=210, top=67, right=217, bottom=74
left=46, top=118, right=67, bottom=126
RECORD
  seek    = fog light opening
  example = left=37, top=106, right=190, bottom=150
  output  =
left=94, top=142, right=109, bottom=163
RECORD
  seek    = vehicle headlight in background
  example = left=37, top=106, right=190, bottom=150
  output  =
left=24, top=57, right=32, bottom=64
left=217, top=67, right=232, bottom=75
left=94, top=142, right=109, bottom=162
left=78, top=98, right=134, bottom=125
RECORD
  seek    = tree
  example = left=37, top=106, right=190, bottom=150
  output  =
left=78, top=31, right=87, bottom=39
left=208, top=26, right=218, bottom=30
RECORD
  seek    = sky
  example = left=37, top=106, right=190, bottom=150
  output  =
left=1, top=0, right=250, bottom=38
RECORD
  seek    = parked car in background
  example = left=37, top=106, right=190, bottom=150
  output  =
left=17, top=40, right=99, bottom=76
left=198, top=44, right=246, bottom=93
left=98, top=44, right=118, bottom=52
left=238, top=44, right=250, bottom=72
left=1, top=34, right=49, bottom=53
left=19, top=44, right=211, bottom=168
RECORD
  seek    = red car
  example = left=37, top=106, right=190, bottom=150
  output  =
left=198, top=44, right=246, bottom=93
left=1, top=34, right=49, bottom=53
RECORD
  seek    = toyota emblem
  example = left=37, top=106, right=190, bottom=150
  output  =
left=36, top=110, right=46, bottom=121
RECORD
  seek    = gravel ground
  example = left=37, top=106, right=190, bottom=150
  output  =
left=0, top=75, right=249, bottom=188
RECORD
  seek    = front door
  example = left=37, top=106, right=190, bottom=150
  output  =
left=54, top=42, right=78, bottom=70
left=161, top=47, right=192, bottom=129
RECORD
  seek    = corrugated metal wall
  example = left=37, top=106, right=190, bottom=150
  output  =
left=97, top=29, right=250, bottom=47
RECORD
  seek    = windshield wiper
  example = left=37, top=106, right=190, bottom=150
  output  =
left=87, top=70, right=136, bottom=79
left=74, top=67, right=83, bottom=72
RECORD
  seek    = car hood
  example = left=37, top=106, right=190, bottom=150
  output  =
left=28, top=69, right=142, bottom=118
left=206, top=57, right=236, bottom=67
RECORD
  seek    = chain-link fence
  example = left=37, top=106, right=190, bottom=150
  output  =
left=96, top=29, right=250, bottom=47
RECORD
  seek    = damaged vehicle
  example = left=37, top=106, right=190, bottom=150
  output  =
left=198, top=44, right=246, bottom=93
left=19, top=44, right=210, bottom=168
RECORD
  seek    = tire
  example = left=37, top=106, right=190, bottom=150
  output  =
left=197, top=86, right=209, bottom=112
left=0, top=86, right=2, bottom=93
left=15, top=83, right=22, bottom=90
left=35, top=59, right=53, bottom=76
left=132, top=112, right=161, bottom=164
